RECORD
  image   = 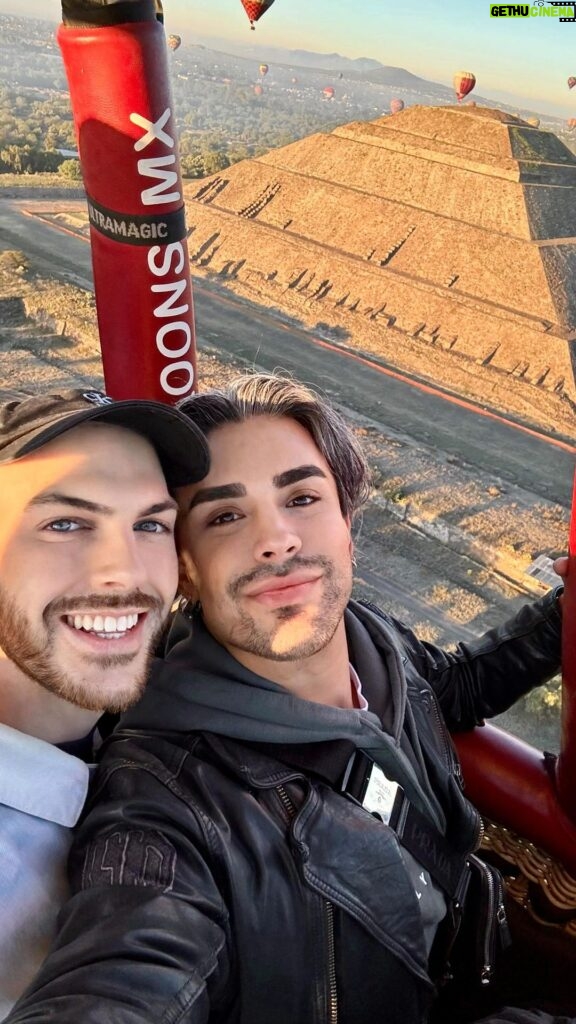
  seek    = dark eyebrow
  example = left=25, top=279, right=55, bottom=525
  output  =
left=28, top=492, right=178, bottom=516
left=140, top=500, right=179, bottom=516
left=187, top=468, right=327, bottom=511
left=273, top=465, right=327, bottom=488
left=188, top=483, right=246, bottom=511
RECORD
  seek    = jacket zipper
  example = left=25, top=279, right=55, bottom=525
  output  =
left=420, top=687, right=462, bottom=783
left=277, top=784, right=339, bottom=1024
left=468, top=855, right=510, bottom=985
left=419, top=687, right=485, bottom=853
left=425, top=691, right=500, bottom=978
left=479, top=857, right=496, bottom=985
left=437, top=861, right=472, bottom=987
left=474, top=814, right=485, bottom=852
left=418, top=688, right=493, bottom=982
left=324, top=901, right=338, bottom=1024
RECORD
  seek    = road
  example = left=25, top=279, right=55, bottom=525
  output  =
left=1, top=197, right=574, bottom=510
left=195, top=282, right=575, bottom=507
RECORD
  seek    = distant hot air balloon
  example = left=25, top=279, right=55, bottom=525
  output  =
left=568, top=77, right=576, bottom=89
left=322, top=86, right=335, bottom=100
left=254, top=83, right=264, bottom=97
left=526, top=116, right=540, bottom=128
left=259, top=63, right=269, bottom=77
left=291, top=76, right=298, bottom=84
left=453, top=70, right=476, bottom=103
left=568, top=118, right=576, bottom=130
left=240, top=0, right=276, bottom=29
left=390, top=98, right=404, bottom=114
left=167, top=34, right=181, bottom=51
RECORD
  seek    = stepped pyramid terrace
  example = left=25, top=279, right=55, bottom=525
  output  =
left=183, top=105, right=576, bottom=427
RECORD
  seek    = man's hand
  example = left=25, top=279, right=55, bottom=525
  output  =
left=553, top=556, right=569, bottom=581
left=552, top=556, right=568, bottom=612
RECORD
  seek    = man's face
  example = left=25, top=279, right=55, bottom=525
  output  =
left=0, top=422, right=179, bottom=712
left=177, top=415, right=354, bottom=669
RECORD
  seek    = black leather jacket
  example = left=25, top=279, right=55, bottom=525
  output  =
left=7, top=592, right=562, bottom=1024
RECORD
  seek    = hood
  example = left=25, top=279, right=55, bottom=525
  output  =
left=122, top=599, right=409, bottom=740
left=119, top=600, right=439, bottom=825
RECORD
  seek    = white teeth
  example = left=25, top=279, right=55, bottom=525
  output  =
left=65, top=612, right=140, bottom=636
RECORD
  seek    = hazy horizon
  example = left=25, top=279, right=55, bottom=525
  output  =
left=4, top=0, right=576, bottom=119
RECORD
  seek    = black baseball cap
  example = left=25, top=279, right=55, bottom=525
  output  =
left=0, top=389, right=210, bottom=488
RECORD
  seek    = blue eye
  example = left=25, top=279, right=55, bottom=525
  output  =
left=135, top=520, right=172, bottom=534
left=45, top=519, right=82, bottom=532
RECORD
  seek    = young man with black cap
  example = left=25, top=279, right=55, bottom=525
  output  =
left=0, top=387, right=208, bottom=1018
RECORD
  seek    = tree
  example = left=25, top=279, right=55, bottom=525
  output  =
left=180, top=153, right=206, bottom=178
left=0, top=144, right=29, bottom=173
left=201, top=148, right=230, bottom=175
left=59, top=158, right=82, bottom=180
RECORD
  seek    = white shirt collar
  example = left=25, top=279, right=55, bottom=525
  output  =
left=350, top=664, right=369, bottom=710
left=0, top=723, right=90, bottom=828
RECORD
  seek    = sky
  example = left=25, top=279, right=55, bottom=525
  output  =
left=7, top=0, right=576, bottom=117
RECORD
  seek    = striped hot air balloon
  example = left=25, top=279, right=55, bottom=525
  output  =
left=453, top=71, right=476, bottom=103
left=389, top=98, right=404, bottom=114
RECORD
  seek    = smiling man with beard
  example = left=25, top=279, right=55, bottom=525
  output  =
left=0, top=387, right=208, bottom=1019
left=6, top=375, right=568, bottom=1024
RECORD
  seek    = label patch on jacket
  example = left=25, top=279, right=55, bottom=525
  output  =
left=80, top=829, right=177, bottom=890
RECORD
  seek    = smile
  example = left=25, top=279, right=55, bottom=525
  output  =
left=246, top=575, right=321, bottom=606
left=64, top=612, right=141, bottom=640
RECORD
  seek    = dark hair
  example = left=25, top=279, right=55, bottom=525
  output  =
left=178, top=373, right=372, bottom=518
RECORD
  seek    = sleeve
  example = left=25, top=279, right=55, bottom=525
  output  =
left=6, top=755, right=233, bottom=1024
left=391, top=588, right=562, bottom=731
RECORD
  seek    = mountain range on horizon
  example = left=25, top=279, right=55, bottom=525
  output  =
left=182, top=33, right=564, bottom=121
left=190, top=34, right=442, bottom=86
left=0, top=11, right=567, bottom=123
left=0, top=13, right=441, bottom=93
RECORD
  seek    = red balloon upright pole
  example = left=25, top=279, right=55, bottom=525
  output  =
left=556, top=469, right=576, bottom=821
left=58, top=16, right=197, bottom=402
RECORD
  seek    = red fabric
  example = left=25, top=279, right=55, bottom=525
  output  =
left=240, top=0, right=275, bottom=24
left=58, top=20, right=197, bottom=402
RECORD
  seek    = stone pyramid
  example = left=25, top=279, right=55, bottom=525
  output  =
left=184, top=105, right=576, bottom=419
